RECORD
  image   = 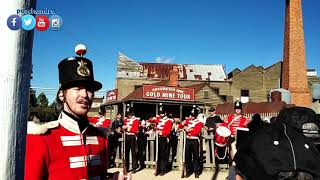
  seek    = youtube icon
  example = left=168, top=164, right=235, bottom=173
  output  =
left=36, top=15, right=49, bottom=31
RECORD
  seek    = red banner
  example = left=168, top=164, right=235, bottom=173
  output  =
left=142, top=85, right=194, bottom=101
left=106, top=89, right=117, bottom=102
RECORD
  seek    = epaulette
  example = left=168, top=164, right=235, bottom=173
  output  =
left=27, top=121, right=60, bottom=135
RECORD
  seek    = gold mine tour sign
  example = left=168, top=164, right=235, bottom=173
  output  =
left=142, top=85, right=195, bottom=102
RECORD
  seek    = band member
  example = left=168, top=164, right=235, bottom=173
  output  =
left=182, top=106, right=204, bottom=178
left=155, top=110, right=173, bottom=176
left=109, top=113, right=124, bottom=168
left=205, top=107, right=223, bottom=135
left=123, top=107, right=140, bottom=173
left=137, top=117, right=147, bottom=170
left=224, top=100, right=248, bottom=137
left=89, top=105, right=112, bottom=135
left=168, top=116, right=181, bottom=170
left=224, top=100, right=248, bottom=161
left=25, top=46, right=109, bottom=179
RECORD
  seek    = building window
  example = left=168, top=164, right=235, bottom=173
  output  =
left=203, top=90, right=209, bottom=99
left=220, top=95, right=227, bottom=102
left=134, top=85, right=142, bottom=90
left=213, top=87, right=220, bottom=95
left=241, top=89, right=249, bottom=97
left=190, top=69, right=193, bottom=72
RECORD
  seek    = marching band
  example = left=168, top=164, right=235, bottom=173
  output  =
left=92, top=100, right=250, bottom=179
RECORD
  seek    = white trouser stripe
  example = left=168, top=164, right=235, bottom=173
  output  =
left=87, top=140, right=99, bottom=145
left=86, top=136, right=98, bottom=140
left=69, top=155, right=101, bottom=168
left=62, top=141, right=82, bottom=146
left=70, top=161, right=86, bottom=168
left=70, top=156, right=86, bottom=162
left=61, top=136, right=81, bottom=141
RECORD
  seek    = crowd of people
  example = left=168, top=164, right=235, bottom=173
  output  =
left=23, top=46, right=320, bottom=180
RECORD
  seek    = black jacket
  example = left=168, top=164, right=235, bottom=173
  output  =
left=235, top=123, right=320, bottom=180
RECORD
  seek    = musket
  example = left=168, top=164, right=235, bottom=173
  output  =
left=154, top=131, right=159, bottom=176
left=181, top=130, right=186, bottom=178
left=122, top=130, right=128, bottom=179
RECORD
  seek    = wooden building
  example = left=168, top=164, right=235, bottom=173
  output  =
left=104, top=53, right=319, bottom=119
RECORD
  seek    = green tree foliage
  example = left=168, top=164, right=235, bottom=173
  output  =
left=28, top=92, right=60, bottom=122
left=37, top=92, right=49, bottom=108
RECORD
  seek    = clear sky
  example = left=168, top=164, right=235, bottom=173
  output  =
left=31, top=0, right=320, bottom=102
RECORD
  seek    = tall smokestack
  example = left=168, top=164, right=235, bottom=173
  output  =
left=281, top=0, right=311, bottom=107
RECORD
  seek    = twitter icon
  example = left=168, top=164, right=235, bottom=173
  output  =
left=22, top=15, right=36, bottom=30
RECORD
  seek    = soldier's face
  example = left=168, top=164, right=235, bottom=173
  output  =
left=63, top=86, right=94, bottom=117
left=235, top=109, right=242, bottom=114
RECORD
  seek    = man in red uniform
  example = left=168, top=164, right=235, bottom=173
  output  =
left=25, top=48, right=109, bottom=179
left=182, top=107, right=203, bottom=178
left=224, top=100, right=248, bottom=163
left=154, top=110, right=173, bottom=176
left=123, top=107, right=140, bottom=173
left=224, top=100, right=248, bottom=138
left=89, top=105, right=112, bottom=130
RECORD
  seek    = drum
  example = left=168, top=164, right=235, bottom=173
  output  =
left=214, top=125, right=231, bottom=147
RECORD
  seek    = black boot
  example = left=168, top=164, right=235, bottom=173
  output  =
left=195, top=171, right=200, bottom=178
left=185, top=171, right=192, bottom=178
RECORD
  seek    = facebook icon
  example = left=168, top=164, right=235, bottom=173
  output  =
left=7, top=15, right=22, bottom=30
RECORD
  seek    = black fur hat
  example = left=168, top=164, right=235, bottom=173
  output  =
left=191, top=106, right=200, bottom=116
left=58, top=57, right=102, bottom=91
left=234, top=100, right=242, bottom=110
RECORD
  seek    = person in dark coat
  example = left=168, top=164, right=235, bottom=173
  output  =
left=204, top=107, right=223, bottom=135
left=234, top=107, right=320, bottom=180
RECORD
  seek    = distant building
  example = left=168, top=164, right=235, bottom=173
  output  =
left=105, top=53, right=319, bottom=119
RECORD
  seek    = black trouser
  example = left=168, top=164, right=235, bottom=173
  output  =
left=125, top=134, right=137, bottom=170
left=170, top=135, right=178, bottom=162
left=108, top=134, right=115, bottom=166
left=137, top=131, right=147, bottom=167
left=109, top=132, right=121, bottom=166
left=185, top=138, right=200, bottom=173
left=157, top=136, right=168, bottom=173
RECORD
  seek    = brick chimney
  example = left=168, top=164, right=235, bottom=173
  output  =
left=168, top=65, right=179, bottom=87
left=282, top=0, right=311, bottom=107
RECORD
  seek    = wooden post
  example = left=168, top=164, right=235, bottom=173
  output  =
left=179, top=105, right=183, bottom=120
left=0, top=0, right=36, bottom=179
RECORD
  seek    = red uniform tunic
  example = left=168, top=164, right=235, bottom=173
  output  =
left=156, top=117, right=173, bottom=137
left=124, top=116, right=140, bottom=135
left=89, top=116, right=111, bottom=128
left=24, top=112, right=108, bottom=180
left=147, top=115, right=161, bottom=124
left=224, top=114, right=248, bottom=137
left=184, top=118, right=203, bottom=139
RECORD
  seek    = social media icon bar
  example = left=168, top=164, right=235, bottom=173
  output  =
left=7, top=15, right=22, bottom=30
left=22, top=15, right=36, bottom=30
left=49, top=15, right=63, bottom=30
left=36, top=15, right=49, bottom=31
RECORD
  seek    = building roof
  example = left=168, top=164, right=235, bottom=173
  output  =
left=228, top=62, right=282, bottom=80
left=116, top=53, right=227, bottom=81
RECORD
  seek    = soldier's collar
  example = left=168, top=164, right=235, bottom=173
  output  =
left=59, top=111, right=89, bottom=134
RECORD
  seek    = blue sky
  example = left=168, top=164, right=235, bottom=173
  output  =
left=31, top=0, right=320, bottom=102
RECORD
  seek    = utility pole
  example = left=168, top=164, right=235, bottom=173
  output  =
left=0, top=0, right=36, bottom=179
